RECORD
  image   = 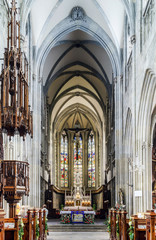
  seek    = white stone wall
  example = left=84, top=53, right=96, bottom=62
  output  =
left=118, top=0, right=156, bottom=215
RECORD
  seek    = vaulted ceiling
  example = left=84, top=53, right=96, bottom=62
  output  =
left=19, top=0, right=133, bottom=133
left=22, top=0, right=132, bottom=49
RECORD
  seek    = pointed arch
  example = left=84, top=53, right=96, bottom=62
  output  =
left=36, top=16, right=121, bottom=78
left=137, top=68, right=156, bottom=211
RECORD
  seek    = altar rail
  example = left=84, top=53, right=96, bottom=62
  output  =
left=0, top=208, right=47, bottom=240
left=109, top=209, right=156, bottom=240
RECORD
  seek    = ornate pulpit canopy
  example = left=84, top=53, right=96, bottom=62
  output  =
left=0, top=0, right=33, bottom=140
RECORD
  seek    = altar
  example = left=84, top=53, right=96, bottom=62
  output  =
left=60, top=210, right=95, bottom=224
left=60, top=172, right=95, bottom=224
left=60, top=170, right=95, bottom=224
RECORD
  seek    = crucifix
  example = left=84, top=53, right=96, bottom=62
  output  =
left=64, top=127, right=90, bottom=186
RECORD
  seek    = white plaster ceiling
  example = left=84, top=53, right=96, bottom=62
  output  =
left=29, top=0, right=126, bottom=48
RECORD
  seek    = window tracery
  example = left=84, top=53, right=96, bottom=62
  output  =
left=88, top=132, right=95, bottom=187
left=60, top=132, right=68, bottom=187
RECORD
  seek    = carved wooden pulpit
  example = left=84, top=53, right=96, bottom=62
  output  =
left=2, top=160, right=29, bottom=217
left=0, top=0, right=32, bottom=218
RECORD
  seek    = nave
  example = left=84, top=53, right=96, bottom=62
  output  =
left=0, top=0, right=155, bottom=239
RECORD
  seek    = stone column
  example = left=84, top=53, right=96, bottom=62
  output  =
left=54, top=137, right=57, bottom=187
left=114, top=76, right=121, bottom=203
left=142, top=141, right=146, bottom=212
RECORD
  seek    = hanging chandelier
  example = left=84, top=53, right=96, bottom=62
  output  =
left=0, top=0, right=33, bottom=140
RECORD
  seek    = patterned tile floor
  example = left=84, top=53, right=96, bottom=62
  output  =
left=47, top=232, right=109, bottom=240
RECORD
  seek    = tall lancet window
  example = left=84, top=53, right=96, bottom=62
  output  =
left=73, top=133, right=83, bottom=187
left=60, top=132, right=68, bottom=187
left=88, top=132, right=95, bottom=187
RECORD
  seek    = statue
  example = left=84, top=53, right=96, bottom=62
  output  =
left=76, top=171, right=80, bottom=184
left=119, top=188, right=124, bottom=205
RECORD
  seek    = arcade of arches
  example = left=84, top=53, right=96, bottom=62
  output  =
left=0, top=0, right=155, bottom=219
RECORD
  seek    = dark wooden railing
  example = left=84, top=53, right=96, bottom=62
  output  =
left=109, top=209, right=156, bottom=240
left=0, top=208, right=47, bottom=240
left=109, top=209, right=129, bottom=240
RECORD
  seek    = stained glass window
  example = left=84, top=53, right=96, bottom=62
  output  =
left=60, top=133, right=68, bottom=187
left=73, top=134, right=83, bottom=187
left=88, top=133, right=95, bottom=187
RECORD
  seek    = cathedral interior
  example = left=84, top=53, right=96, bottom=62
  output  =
left=0, top=0, right=155, bottom=227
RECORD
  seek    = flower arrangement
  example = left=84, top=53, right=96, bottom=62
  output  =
left=105, top=216, right=111, bottom=233
left=116, top=215, right=119, bottom=237
left=115, top=202, right=126, bottom=211
left=36, top=216, right=39, bottom=239
left=84, top=214, right=94, bottom=224
left=61, top=214, right=71, bottom=224
left=115, top=202, right=121, bottom=210
left=18, top=218, right=24, bottom=240
left=45, top=217, right=49, bottom=236
left=127, top=217, right=134, bottom=240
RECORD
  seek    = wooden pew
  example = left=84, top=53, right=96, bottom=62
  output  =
left=22, top=209, right=33, bottom=240
left=22, top=208, right=47, bottom=240
left=4, top=217, right=19, bottom=240
left=0, top=209, right=5, bottom=240
left=33, top=208, right=38, bottom=240
left=109, top=209, right=156, bottom=240
left=39, top=209, right=43, bottom=240
left=120, top=210, right=128, bottom=240
left=145, top=210, right=156, bottom=240
left=117, top=210, right=121, bottom=240
left=110, top=209, right=117, bottom=240
left=133, top=215, right=146, bottom=240
left=43, top=209, right=47, bottom=239
left=0, top=207, right=47, bottom=240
